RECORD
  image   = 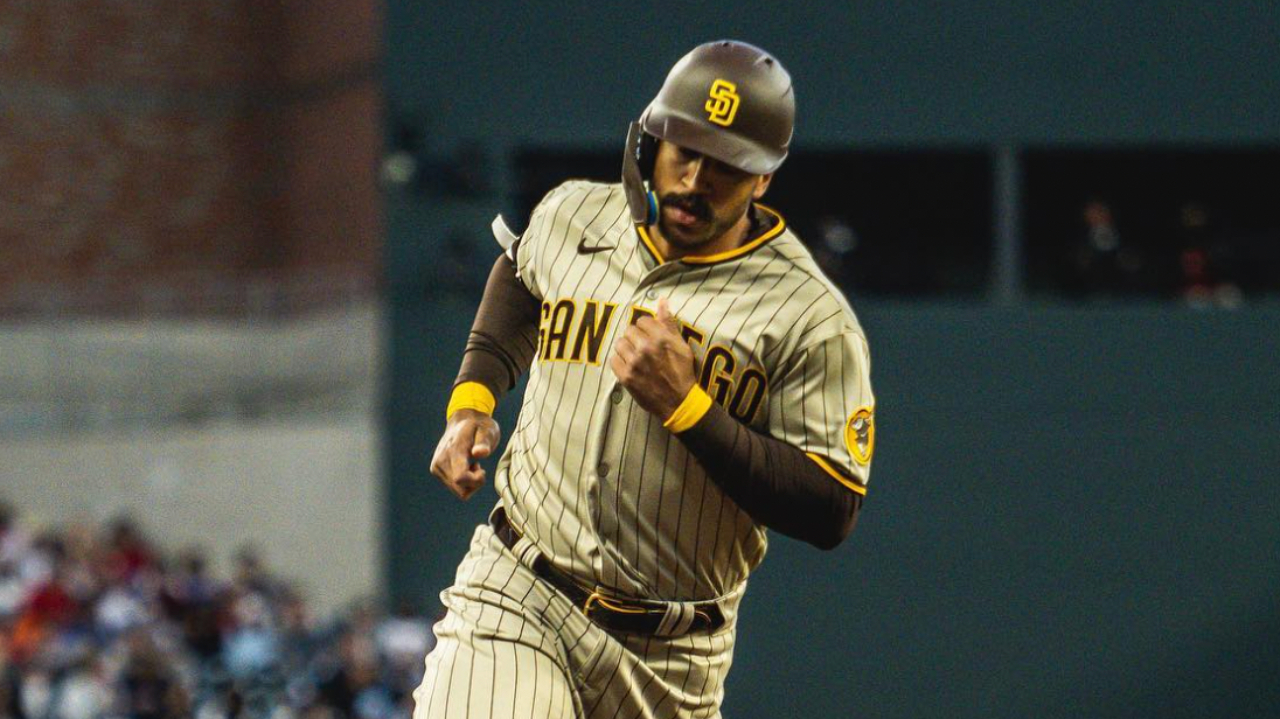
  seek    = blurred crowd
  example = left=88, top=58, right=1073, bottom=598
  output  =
left=0, top=503, right=434, bottom=719
left=1058, top=198, right=1248, bottom=308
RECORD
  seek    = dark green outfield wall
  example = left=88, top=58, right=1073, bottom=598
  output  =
left=725, top=302, right=1280, bottom=717
left=385, top=283, right=1280, bottom=716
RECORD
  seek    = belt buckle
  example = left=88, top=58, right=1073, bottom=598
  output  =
left=584, top=591, right=717, bottom=635
left=582, top=591, right=650, bottom=620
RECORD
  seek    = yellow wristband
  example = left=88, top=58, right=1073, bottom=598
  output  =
left=663, top=385, right=714, bottom=433
left=446, top=382, right=497, bottom=420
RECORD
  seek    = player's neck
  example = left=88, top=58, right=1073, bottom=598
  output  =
left=650, top=210, right=753, bottom=262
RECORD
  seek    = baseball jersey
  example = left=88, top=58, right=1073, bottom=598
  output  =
left=495, top=179, right=875, bottom=603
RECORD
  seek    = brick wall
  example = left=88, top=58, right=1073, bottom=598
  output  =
left=0, top=0, right=381, bottom=315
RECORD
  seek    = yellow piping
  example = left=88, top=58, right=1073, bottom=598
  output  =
left=634, top=203, right=786, bottom=266
left=806, top=452, right=868, bottom=496
left=682, top=204, right=787, bottom=264
left=635, top=224, right=666, bottom=264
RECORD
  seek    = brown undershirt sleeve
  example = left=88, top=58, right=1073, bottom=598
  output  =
left=676, top=402, right=862, bottom=550
left=454, top=254, right=542, bottom=398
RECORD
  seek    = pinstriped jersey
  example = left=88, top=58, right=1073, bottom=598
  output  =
left=494, top=179, right=875, bottom=603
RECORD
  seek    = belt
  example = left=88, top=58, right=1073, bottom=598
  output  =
left=490, top=508, right=725, bottom=637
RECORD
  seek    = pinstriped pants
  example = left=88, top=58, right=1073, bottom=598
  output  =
left=412, top=524, right=740, bottom=719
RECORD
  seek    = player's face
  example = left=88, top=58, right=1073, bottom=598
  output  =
left=651, top=140, right=772, bottom=251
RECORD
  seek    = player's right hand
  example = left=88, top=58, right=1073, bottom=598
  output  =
left=430, top=409, right=501, bottom=500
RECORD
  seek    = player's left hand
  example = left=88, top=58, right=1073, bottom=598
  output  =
left=610, top=298, right=698, bottom=420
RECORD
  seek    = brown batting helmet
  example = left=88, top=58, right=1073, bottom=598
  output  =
left=640, top=40, right=795, bottom=175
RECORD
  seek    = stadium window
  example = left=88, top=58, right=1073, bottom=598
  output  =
left=1023, top=147, right=1280, bottom=305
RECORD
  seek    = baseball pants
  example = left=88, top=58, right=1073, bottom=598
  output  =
left=412, top=523, right=741, bottom=719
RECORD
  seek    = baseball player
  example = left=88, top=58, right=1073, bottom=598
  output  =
left=415, top=40, right=875, bottom=719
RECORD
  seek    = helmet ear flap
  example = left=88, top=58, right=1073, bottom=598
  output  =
left=623, top=121, right=660, bottom=225
left=637, top=131, right=658, bottom=181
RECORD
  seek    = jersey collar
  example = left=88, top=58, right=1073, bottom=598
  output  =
left=635, top=203, right=786, bottom=267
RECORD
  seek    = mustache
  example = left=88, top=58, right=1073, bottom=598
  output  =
left=660, top=193, right=710, bottom=220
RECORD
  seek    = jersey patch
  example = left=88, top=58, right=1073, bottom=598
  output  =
left=845, top=406, right=875, bottom=465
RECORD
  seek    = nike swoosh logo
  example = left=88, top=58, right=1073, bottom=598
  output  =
left=577, top=239, right=615, bottom=255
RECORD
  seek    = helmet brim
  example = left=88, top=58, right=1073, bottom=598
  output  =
left=641, top=108, right=786, bottom=176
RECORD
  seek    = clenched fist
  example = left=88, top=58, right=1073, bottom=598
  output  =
left=430, top=409, right=501, bottom=500
left=610, top=298, right=698, bottom=421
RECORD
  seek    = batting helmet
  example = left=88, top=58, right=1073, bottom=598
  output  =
left=640, top=40, right=795, bottom=176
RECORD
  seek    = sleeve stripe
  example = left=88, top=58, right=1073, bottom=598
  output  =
left=806, top=452, right=867, bottom=496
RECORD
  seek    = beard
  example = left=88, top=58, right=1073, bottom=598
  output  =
left=656, top=192, right=752, bottom=251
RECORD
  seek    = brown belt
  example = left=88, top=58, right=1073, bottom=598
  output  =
left=490, top=508, right=725, bottom=636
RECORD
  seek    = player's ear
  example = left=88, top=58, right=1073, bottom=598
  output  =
left=752, top=173, right=773, bottom=200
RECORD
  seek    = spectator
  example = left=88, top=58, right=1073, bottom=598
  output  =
left=230, top=547, right=280, bottom=602
left=102, top=519, right=156, bottom=585
left=117, top=629, right=189, bottom=719
left=315, top=632, right=379, bottom=718
left=160, top=548, right=223, bottom=661
left=1065, top=198, right=1147, bottom=297
left=222, top=589, right=280, bottom=682
left=374, top=601, right=432, bottom=704
left=1172, top=201, right=1243, bottom=309
left=46, top=656, right=109, bottom=719
left=1, top=634, right=20, bottom=718
left=10, top=538, right=80, bottom=665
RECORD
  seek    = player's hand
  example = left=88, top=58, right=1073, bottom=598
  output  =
left=610, top=298, right=698, bottom=420
left=430, top=409, right=501, bottom=500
